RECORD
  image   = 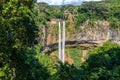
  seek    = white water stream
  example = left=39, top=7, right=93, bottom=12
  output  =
left=58, top=21, right=65, bottom=63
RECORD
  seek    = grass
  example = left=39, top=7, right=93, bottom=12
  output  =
left=66, top=47, right=82, bottom=68
left=49, top=47, right=83, bottom=68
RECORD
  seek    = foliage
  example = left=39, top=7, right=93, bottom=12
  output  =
left=0, top=0, right=44, bottom=80
left=49, top=62, right=80, bottom=80
left=66, top=47, right=83, bottom=67
left=36, top=53, right=57, bottom=76
left=38, top=0, right=120, bottom=31
left=35, top=46, right=83, bottom=80
left=80, top=41, right=120, bottom=80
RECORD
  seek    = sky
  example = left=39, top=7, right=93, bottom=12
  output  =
left=37, top=0, right=102, bottom=5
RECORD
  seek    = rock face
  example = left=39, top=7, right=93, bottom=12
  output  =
left=65, top=54, right=74, bottom=65
left=75, top=27, right=109, bottom=43
left=75, top=27, right=120, bottom=44
left=81, top=50, right=87, bottom=62
left=40, top=20, right=120, bottom=52
left=45, top=27, right=120, bottom=46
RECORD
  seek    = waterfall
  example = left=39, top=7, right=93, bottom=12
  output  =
left=62, top=21, right=65, bottom=63
left=58, top=22, right=62, bottom=60
left=58, top=21, right=65, bottom=63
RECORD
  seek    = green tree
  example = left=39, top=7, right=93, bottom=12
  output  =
left=80, top=41, right=120, bottom=80
left=0, top=0, right=49, bottom=79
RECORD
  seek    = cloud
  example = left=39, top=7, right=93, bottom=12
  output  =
left=84, top=0, right=101, bottom=1
left=37, top=0, right=101, bottom=5
left=37, top=0, right=51, bottom=3
left=49, top=0, right=63, bottom=5
left=64, top=0, right=83, bottom=5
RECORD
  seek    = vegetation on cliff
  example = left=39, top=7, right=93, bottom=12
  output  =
left=38, top=0, right=120, bottom=29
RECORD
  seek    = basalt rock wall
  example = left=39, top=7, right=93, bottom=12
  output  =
left=40, top=20, right=120, bottom=49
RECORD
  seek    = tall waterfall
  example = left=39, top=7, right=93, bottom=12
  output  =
left=58, top=21, right=65, bottom=63
left=58, top=22, right=62, bottom=60
left=62, top=21, right=65, bottom=63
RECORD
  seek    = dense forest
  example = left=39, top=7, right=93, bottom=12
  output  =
left=38, top=0, right=120, bottom=29
left=0, top=0, right=120, bottom=80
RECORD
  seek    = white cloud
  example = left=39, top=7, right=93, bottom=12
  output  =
left=64, top=0, right=83, bottom=5
left=37, top=0, right=51, bottom=3
left=84, top=0, right=101, bottom=1
left=37, top=0, right=101, bottom=5
left=49, top=0, right=63, bottom=5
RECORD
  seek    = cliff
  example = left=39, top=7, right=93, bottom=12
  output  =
left=40, top=20, right=120, bottom=53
